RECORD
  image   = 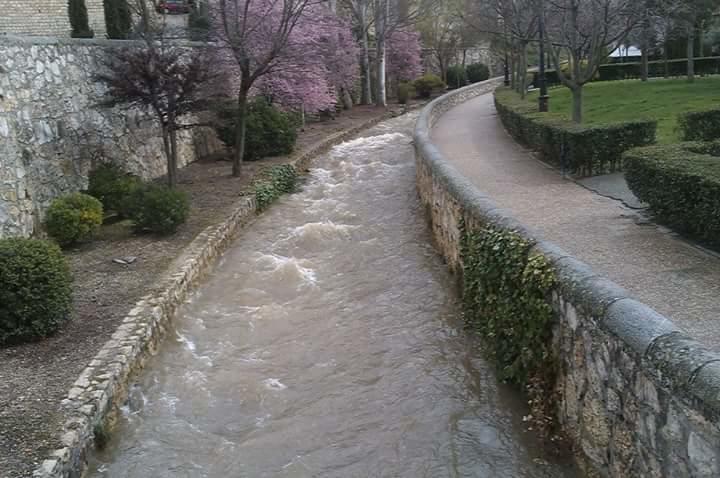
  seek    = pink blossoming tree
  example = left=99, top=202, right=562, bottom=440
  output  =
left=211, top=0, right=359, bottom=176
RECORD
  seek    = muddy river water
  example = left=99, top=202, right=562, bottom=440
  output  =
left=88, top=113, right=577, bottom=477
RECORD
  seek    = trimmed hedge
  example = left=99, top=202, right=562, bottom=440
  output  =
left=0, top=238, right=73, bottom=345
left=531, top=57, right=720, bottom=86
left=624, top=142, right=720, bottom=245
left=678, top=109, right=720, bottom=142
left=494, top=87, right=657, bottom=177
left=598, top=57, right=720, bottom=81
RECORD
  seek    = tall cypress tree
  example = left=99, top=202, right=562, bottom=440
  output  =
left=68, top=0, right=94, bottom=38
left=104, top=0, right=132, bottom=39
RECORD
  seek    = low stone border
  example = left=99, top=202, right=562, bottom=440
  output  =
left=32, top=110, right=397, bottom=478
left=415, top=80, right=720, bottom=476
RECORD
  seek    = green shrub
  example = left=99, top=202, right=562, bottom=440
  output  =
left=397, top=82, right=414, bottom=105
left=466, top=63, right=490, bottom=83
left=188, top=2, right=211, bottom=41
left=531, top=69, right=561, bottom=88
left=68, top=0, right=94, bottom=38
left=87, top=163, right=142, bottom=217
left=678, top=109, right=720, bottom=142
left=254, top=164, right=298, bottom=211
left=413, top=74, right=446, bottom=99
left=103, top=0, right=131, bottom=39
left=494, top=87, right=657, bottom=177
left=0, top=238, right=73, bottom=345
left=125, top=184, right=190, bottom=234
left=446, top=65, right=468, bottom=89
left=624, top=142, right=720, bottom=245
left=598, top=57, right=720, bottom=81
left=45, top=193, right=103, bottom=247
left=214, top=98, right=298, bottom=161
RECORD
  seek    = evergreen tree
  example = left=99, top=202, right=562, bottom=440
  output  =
left=68, top=0, right=94, bottom=38
left=104, top=0, right=132, bottom=39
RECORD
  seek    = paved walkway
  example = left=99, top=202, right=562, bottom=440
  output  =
left=432, top=92, right=720, bottom=349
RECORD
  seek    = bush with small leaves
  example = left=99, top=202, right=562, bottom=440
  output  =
left=446, top=65, right=468, bottom=89
left=0, top=238, right=73, bottom=345
left=126, top=184, right=190, bottom=234
left=87, top=163, right=142, bottom=218
left=254, top=164, right=298, bottom=211
left=397, top=82, right=414, bottom=105
left=466, top=63, right=490, bottom=83
left=413, top=74, right=446, bottom=99
left=214, top=98, right=298, bottom=161
left=45, top=193, right=103, bottom=247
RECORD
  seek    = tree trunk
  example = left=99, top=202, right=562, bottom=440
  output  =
left=359, top=15, right=372, bottom=104
left=161, top=125, right=175, bottom=188
left=687, top=26, right=695, bottom=83
left=641, top=15, right=650, bottom=81
left=169, top=126, right=179, bottom=188
left=374, top=0, right=388, bottom=107
left=509, top=53, right=516, bottom=89
left=519, top=43, right=528, bottom=99
left=232, top=87, right=249, bottom=177
left=664, top=38, right=669, bottom=78
left=341, top=87, right=353, bottom=109
left=571, top=86, right=582, bottom=123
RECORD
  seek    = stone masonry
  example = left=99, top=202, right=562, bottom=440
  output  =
left=0, top=36, right=221, bottom=238
left=414, top=80, right=720, bottom=477
left=0, top=0, right=106, bottom=38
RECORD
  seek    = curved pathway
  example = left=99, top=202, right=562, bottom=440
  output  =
left=431, top=91, right=720, bottom=350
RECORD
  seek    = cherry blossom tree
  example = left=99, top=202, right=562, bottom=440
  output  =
left=211, top=0, right=359, bottom=176
left=387, top=28, right=423, bottom=82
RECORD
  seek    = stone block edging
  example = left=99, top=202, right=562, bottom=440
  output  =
left=33, top=110, right=395, bottom=478
left=414, top=79, right=720, bottom=476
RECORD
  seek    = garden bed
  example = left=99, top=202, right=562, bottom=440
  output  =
left=0, top=104, right=403, bottom=478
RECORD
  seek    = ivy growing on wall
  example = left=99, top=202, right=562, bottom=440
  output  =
left=253, top=164, right=298, bottom=211
left=460, top=221, right=558, bottom=432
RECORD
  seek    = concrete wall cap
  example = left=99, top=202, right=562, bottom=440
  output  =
left=690, top=360, right=720, bottom=413
left=647, top=332, right=720, bottom=390
left=603, top=298, right=679, bottom=356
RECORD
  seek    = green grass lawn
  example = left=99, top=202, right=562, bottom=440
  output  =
left=526, top=77, right=720, bottom=143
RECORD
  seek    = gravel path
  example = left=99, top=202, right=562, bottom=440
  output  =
left=0, top=105, right=394, bottom=478
left=431, top=91, right=720, bottom=350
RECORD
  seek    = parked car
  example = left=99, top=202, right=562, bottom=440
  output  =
left=156, top=0, right=191, bottom=14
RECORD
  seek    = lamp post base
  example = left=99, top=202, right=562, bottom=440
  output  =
left=539, top=94, right=549, bottom=112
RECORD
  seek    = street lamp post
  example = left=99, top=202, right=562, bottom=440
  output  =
left=538, top=0, right=549, bottom=112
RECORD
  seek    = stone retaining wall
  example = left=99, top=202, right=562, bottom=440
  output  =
left=32, top=110, right=396, bottom=478
left=0, top=36, right=222, bottom=238
left=414, top=79, right=720, bottom=477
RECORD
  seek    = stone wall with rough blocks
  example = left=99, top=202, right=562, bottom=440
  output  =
left=414, top=79, right=720, bottom=477
left=0, top=36, right=222, bottom=238
left=0, top=0, right=106, bottom=38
